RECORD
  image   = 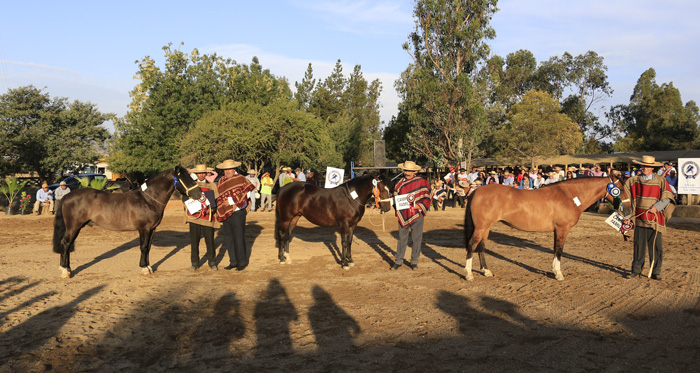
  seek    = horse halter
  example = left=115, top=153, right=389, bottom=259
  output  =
left=174, top=176, right=198, bottom=195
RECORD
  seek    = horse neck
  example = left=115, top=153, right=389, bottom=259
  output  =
left=558, top=178, right=608, bottom=208
left=143, top=170, right=176, bottom=206
left=347, top=176, right=373, bottom=204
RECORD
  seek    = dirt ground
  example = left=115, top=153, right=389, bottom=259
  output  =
left=1, top=202, right=699, bottom=372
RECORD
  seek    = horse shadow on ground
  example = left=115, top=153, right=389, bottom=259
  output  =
left=354, top=226, right=395, bottom=266
left=71, top=230, right=190, bottom=276
left=281, top=226, right=343, bottom=265
left=486, top=231, right=627, bottom=277
left=4, top=277, right=696, bottom=371
left=0, top=277, right=58, bottom=329
left=387, top=230, right=465, bottom=279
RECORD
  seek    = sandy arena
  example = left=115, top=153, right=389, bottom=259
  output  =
left=1, top=203, right=699, bottom=371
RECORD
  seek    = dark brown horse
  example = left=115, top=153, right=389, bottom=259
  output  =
left=464, top=175, right=627, bottom=281
left=52, top=166, right=201, bottom=278
left=275, top=173, right=393, bottom=269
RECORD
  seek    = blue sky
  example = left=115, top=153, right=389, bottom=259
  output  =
left=1, top=1, right=698, bottom=132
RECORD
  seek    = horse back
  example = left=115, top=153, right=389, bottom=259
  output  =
left=62, top=189, right=163, bottom=231
left=470, top=184, right=568, bottom=232
left=278, top=182, right=361, bottom=227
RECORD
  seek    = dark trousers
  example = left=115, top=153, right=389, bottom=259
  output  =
left=432, top=199, right=445, bottom=211
left=222, top=209, right=249, bottom=268
left=631, top=226, right=663, bottom=275
left=189, top=223, right=216, bottom=266
left=395, top=214, right=424, bottom=265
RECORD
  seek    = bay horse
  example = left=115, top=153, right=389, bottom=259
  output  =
left=464, top=175, right=628, bottom=281
left=275, top=173, right=393, bottom=269
left=52, top=166, right=201, bottom=278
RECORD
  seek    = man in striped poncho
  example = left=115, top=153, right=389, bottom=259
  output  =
left=622, top=155, right=676, bottom=280
left=391, top=161, right=431, bottom=271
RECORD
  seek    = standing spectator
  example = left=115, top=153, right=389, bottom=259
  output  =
left=622, top=171, right=631, bottom=184
left=391, top=161, right=431, bottom=270
left=657, top=162, right=675, bottom=177
left=443, top=168, right=456, bottom=206
left=54, top=181, right=71, bottom=211
left=665, top=170, right=679, bottom=203
left=246, top=169, right=261, bottom=212
left=294, top=168, right=306, bottom=182
left=533, top=173, right=545, bottom=189
left=590, top=165, right=604, bottom=177
left=485, top=171, right=499, bottom=185
left=623, top=156, right=676, bottom=280
left=184, top=164, right=220, bottom=271
left=278, top=166, right=288, bottom=188
left=216, top=159, right=256, bottom=271
left=431, top=180, right=447, bottom=211
left=457, top=168, right=469, bottom=189
left=502, top=170, right=515, bottom=187
left=259, top=170, right=274, bottom=212
left=467, top=167, right=479, bottom=183
left=33, top=183, right=54, bottom=215
left=554, top=166, right=565, bottom=181
left=567, top=166, right=578, bottom=178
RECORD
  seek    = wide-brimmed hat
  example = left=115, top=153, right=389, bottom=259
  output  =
left=42, top=183, right=48, bottom=188
left=567, top=166, right=578, bottom=172
left=633, top=155, right=663, bottom=167
left=490, top=171, right=497, bottom=175
left=475, top=180, right=483, bottom=185
left=190, top=164, right=213, bottom=173
left=398, top=161, right=421, bottom=171
left=59, top=181, right=67, bottom=186
left=554, top=166, right=563, bottom=171
left=247, top=169, right=257, bottom=175
left=216, top=159, right=241, bottom=169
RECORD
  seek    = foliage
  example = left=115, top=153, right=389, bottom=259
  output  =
left=389, top=0, right=498, bottom=168
left=19, top=191, right=31, bottom=211
left=308, top=60, right=382, bottom=168
left=109, top=43, right=292, bottom=177
left=608, top=68, right=700, bottom=152
left=178, top=100, right=342, bottom=179
left=0, top=86, right=112, bottom=182
left=0, top=177, right=29, bottom=207
left=493, top=90, right=583, bottom=169
left=76, top=176, right=119, bottom=191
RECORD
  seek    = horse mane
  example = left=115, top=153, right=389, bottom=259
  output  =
left=538, top=175, right=606, bottom=189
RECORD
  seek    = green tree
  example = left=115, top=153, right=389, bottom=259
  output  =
left=179, top=100, right=342, bottom=183
left=110, top=43, right=291, bottom=177
left=609, top=68, right=700, bottom=151
left=391, top=0, right=498, bottom=169
left=294, top=63, right=316, bottom=110
left=0, top=86, right=111, bottom=181
left=493, top=90, right=582, bottom=169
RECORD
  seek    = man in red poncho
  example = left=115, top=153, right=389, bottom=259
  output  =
left=216, top=159, right=255, bottom=271
left=622, top=156, right=676, bottom=280
left=391, top=161, right=431, bottom=271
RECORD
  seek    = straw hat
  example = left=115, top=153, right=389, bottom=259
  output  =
left=247, top=169, right=257, bottom=175
left=475, top=180, right=483, bottom=185
left=398, top=161, right=421, bottom=171
left=567, top=166, right=578, bottom=172
left=190, top=164, right=213, bottom=173
left=42, top=183, right=48, bottom=188
left=216, top=159, right=241, bottom=169
left=633, top=155, right=663, bottom=167
left=59, top=181, right=67, bottom=186
left=490, top=171, right=497, bottom=175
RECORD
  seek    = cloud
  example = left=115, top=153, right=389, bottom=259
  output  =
left=289, top=0, right=413, bottom=35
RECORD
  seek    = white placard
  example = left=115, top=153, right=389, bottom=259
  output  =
left=141, top=183, right=148, bottom=191
left=227, top=196, right=234, bottom=206
left=394, top=194, right=411, bottom=211
left=605, top=211, right=625, bottom=231
left=184, top=199, right=202, bottom=214
left=325, top=167, right=345, bottom=188
left=678, top=158, right=700, bottom=194
left=350, top=190, right=358, bottom=199
left=573, top=196, right=581, bottom=206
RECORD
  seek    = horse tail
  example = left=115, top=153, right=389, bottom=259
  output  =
left=464, top=192, right=476, bottom=250
left=53, top=203, right=66, bottom=253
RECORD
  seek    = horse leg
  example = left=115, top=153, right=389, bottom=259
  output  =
left=58, top=223, right=82, bottom=279
left=552, top=227, right=571, bottom=281
left=340, top=223, right=355, bottom=270
left=139, top=229, right=155, bottom=275
left=477, top=234, right=493, bottom=277
left=280, top=215, right=301, bottom=264
left=346, top=224, right=357, bottom=267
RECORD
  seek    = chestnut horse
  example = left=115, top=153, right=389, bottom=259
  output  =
left=464, top=175, right=627, bottom=281
left=52, top=166, right=201, bottom=278
left=275, top=173, right=393, bottom=269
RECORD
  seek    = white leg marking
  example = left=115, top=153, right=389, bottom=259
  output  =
left=465, top=258, right=474, bottom=281
left=483, top=269, right=493, bottom=277
left=284, top=252, right=292, bottom=264
left=552, top=257, right=564, bottom=281
left=141, top=266, right=153, bottom=275
left=59, top=266, right=71, bottom=279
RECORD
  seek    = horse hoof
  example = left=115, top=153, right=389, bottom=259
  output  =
left=347, top=261, right=355, bottom=267
left=555, top=273, right=565, bottom=281
left=279, top=261, right=287, bottom=265
left=466, top=275, right=474, bottom=281
left=141, top=266, right=153, bottom=275
left=483, top=269, right=493, bottom=277
left=59, top=267, right=71, bottom=279
left=342, top=265, right=350, bottom=271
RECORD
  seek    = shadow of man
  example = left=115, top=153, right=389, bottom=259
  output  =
left=308, top=285, right=361, bottom=355
left=253, top=279, right=298, bottom=358
left=192, top=292, right=246, bottom=362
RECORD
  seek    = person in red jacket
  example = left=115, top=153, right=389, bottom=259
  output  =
left=391, top=161, right=431, bottom=271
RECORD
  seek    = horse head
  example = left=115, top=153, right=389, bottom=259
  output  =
left=373, top=173, right=393, bottom=212
left=174, top=165, right=202, bottom=200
